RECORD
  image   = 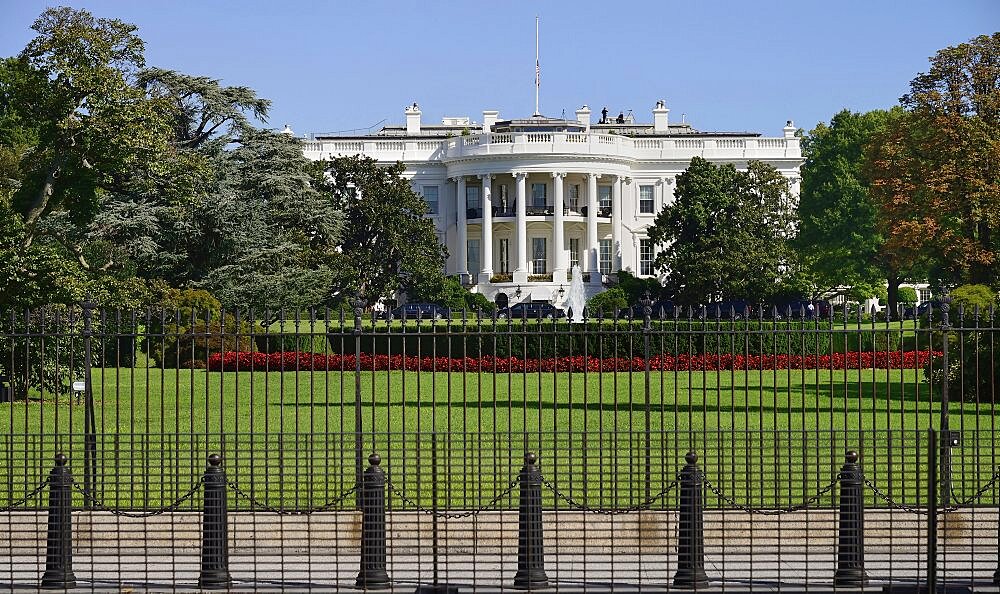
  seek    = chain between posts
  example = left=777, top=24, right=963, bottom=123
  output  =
left=386, top=477, right=520, bottom=519
left=227, top=481, right=358, bottom=515
left=0, top=478, right=50, bottom=512
left=542, top=477, right=679, bottom=515
left=865, top=466, right=1000, bottom=515
left=71, top=479, right=203, bottom=518
left=703, top=475, right=840, bottom=515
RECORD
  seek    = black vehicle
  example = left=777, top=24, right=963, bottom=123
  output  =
left=497, top=302, right=565, bottom=320
left=700, top=300, right=754, bottom=320
left=617, top=300, right=675, bottom=319
left=771, top=299, right=831, bottom=320
left=387, top=303, right=451, bottom=320
left=903, top=300, right=940, bottom=320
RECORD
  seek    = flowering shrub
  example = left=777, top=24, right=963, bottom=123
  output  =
left=209, top=350, right=941, bottom=373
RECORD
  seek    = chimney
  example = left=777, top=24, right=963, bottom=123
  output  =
left=653, top=100, right=669, bottom=133
left=575, top=105, right=591, bottom=131
left=783, top=119, right=796, bottom=139
left=482, top=110, right=499, bottom=133
left=406, top=103, right=422, bottom=135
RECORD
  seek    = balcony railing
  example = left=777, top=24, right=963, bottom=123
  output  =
left=469, top=206, right=612, bottom=219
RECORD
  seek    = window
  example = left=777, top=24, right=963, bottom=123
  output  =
left=568, top=184, right=580, bottom=211
left=497, top=185, right=510, bottom=212
left=498, top=239, right=509, bottom=273
left=919, top=288, right=932, bottom=303
left=639, top=185, right=654, bottom=214
left=468, top=239, right=480, bottom=274
left=640, top=238, right=654, bottom=275
left=598, top=185, right=612, bottom=211
left=569, top=238, right=580, bottom=270
left=466, top=186, right=481, bottom=217
left=422, top=185, right=439, bottom=214
left=531, top=183, right=547, bottom=207
left=599, top=239, right=612, bottom=274
left=532, top=237, right=547, bottom=274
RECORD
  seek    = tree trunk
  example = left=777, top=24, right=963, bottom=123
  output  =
left=21, top=156, right=66, bottom=247
left=887, top=274, right=901, bottom=321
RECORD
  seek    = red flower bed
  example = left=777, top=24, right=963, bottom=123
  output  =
left=208, top=350, right=941, bottom=372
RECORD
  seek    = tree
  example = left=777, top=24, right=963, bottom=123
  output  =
left=647, top=157, right=795, bottom=305
left=796, top=108, right=917, bottom=312
left=322, top=155, right=447, bottom=306
left=869, top=33, right=1000, bottom=290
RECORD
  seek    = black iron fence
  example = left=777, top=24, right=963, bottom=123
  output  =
left=1, top=300, right=999, bottom=590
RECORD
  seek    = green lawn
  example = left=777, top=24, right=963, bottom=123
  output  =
left=3, top=365, right=998, bottom=510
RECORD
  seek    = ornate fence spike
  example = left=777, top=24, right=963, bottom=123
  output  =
left=513, top=452, right=548, bottom=590
left=41, top=453, right=76, bottom=590
left=673, top=450, right=710, bottom=589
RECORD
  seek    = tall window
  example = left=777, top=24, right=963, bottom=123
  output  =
left=422, top=185, right=439, bottom=214
left=568, top=184, right=580, bottom=211
left=498, top=239, right=509, bottom=273
left=569, top=238, right=580, bottom=270
left=531, top=183, right=547, bottom=207
left=497, top=184, right=510, bottom=212
left=639, top=185, right=654, bottom=214
left=919, top=288, right=932, bottom=303
left=466, top=186, right=481, bottom=216
left=599, top=239, right=612, bottom=274
left=468, top=239, right=480, bottom=274
left=639, top=238, right=654, bottom=275
left=532, top=238, right=547, bottom=274
left=598, top=185, right=612, bottom=210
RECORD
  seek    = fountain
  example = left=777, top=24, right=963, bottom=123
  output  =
left=565, top=265, right=587, bottom=323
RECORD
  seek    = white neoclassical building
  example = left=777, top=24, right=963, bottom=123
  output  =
left=301, top=102, right=803, bottom=308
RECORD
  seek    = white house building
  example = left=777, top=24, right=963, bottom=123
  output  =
left=301, top=102, right=803, bottom=308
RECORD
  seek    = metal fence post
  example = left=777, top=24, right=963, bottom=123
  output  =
left=356, top=453, right=390, bottom=589
left=513, top=452, right=548, bottom=590
left=834, top=450, right=868, bottom=586
left=927, top=429, right=939, bottom=591
left=938, top=294, right=953, bottom=507
left=199, top=454, right=230, bottom=588
left=673, top=451, right=709, bottom=589
left=80, top=299, right=98, bottom=511
left=40, top=453, right=76, bottom=590
left=353, top=298, right=365, bottom=509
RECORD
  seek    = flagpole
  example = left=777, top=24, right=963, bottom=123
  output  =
left=534, top=16, right=540, bottom=116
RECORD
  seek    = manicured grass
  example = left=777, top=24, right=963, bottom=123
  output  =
left=3, top=365, right=999, bottom=509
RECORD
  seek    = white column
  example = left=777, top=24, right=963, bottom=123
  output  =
left=552, top=172, right=566, bottom=283
left=456, top=176, right=468, bottom=276
left=611, top=175, right=622, bottom=272
left=514, top=172, right=528, bottom=283
left=480, top=174, right=493, bottom=279
left=586, top=173, right=599, bottom=279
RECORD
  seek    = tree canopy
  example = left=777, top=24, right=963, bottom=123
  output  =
left=647, top=157, right=796, bottom=305
left=868, top=33, right=1000, bottom=289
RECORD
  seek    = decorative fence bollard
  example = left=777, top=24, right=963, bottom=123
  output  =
left=673, top=451, right=709, bottom=589
left=41, top=453, right=76, bottom=590
left=513, top=452, right=548, bottom=590
left=834, top=450, right=868, bottom=586
left=199, top=454, right=231, bottom=588
left=356, top=453, right=391, bottom=590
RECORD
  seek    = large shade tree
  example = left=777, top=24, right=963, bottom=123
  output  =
left=868, top=33, right=1000, bottom=289
left=648, top=157, right=796, bottom=305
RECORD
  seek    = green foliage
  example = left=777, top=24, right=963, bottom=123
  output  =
left=616, top=270, right=662, bottom=303
left=950, top=284, right=998, bottom=314
left=896, top=287, right=918, bottom=304
left=408, top=275, right=496, bottom=312
left=586, top=287, right=628, bottom=315
left=157, top=315, right=258, bottom=369
left=648, top=158, right=796, bottom=304
left=322, top=155, right=446, bottom=306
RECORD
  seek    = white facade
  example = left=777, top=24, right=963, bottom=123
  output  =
left=302, top=102, right=803, bottom=308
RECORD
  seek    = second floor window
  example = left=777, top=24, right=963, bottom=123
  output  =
left=422, top=185, right=439, bottom=214
left=568, top=184, right=580, bottom=210
left=640, top=238, right=654, bottom=275
left=639, top=185, right=655, bottom=214
left=531, top=183, right=547, bottom=207
left=466, top=186, right=481, bottom=216
left=598, top=186, right=612, bottom=211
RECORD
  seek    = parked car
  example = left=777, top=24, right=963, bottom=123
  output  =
left=700, top=300, right=754, bottom=321
left=618, top=300, right=675, bottom=319
left=387, top=303, right=451, bottom=320
left=771, top=299, right=831, bottom=320
left=903, top=300, right=941, bottom=320
left=497, top=302, right=565, bottom=320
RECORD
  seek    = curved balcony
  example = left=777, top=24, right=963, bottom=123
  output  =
left=466, top=206, right=613, bottom=221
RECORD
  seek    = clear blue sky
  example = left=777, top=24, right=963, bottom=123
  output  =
left=1, top=0, right=996, bottom=137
